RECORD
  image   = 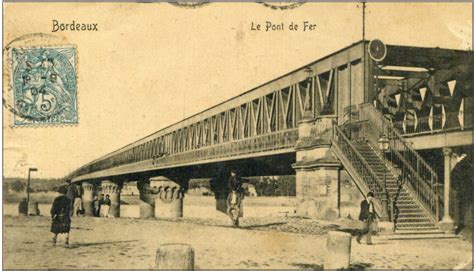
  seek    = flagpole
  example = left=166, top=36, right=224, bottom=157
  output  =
left=362, top=1, right=366, bottom=41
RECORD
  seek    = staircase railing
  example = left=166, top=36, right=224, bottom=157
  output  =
left=358, top=103, right=442, bottom=222
left=332, top=123, right=387, bottom=203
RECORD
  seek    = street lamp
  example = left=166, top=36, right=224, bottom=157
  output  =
left=26, top=167, right=38, bottom=204
left=377, top=135, right=390, bottom=221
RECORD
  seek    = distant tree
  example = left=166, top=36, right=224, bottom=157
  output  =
left=278, top=175, right=296, bottom=196
left=10, top=180, right=26, bottom=193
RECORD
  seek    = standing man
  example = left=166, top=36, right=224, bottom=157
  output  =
left=227, top=169, right=244, bottom=227
left=228, top=169, right=244, bottom=196
left=66, top=181, right=78, bottom=217
left=73, top=184, right=84, bottom=217
left=101, top=195, right=111, bottom=217
left=50, top=185, right=72, bottom=247
left=356, top=192, right=376, bottom=245
left=18, top=198, right=28, bottom=216
left=92, top=195, right=99, bottom=217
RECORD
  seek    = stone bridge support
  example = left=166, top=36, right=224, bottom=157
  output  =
left=439, top=147, right=455, bottom=233
left=152, top=176, right=184, bottom=218
left=81, top=182, right=95, bottom=216
left=292, top=115, right=342, bottom=220
left=138, top=176, right=185, bottom=218
left=101, top=180, right=122, bottom=218
left=137, top=180, right=157, bottom=218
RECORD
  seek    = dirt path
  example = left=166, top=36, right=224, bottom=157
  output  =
left=3, top=216, right=472, bottom=269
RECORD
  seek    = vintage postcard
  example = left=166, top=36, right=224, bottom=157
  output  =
left=2, top=2, right=473, bottom=270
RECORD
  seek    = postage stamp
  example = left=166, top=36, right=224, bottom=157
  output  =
left=10, top=45, right=77, bottom=126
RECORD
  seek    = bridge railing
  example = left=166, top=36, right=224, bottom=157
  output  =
left=358, top=103, right=442, bottom=221
left=153, top=128, right=299, bottom=167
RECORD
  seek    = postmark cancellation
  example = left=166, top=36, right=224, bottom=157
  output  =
left=9, top=45, right=78, bottom=126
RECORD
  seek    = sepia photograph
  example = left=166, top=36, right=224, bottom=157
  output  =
left=2, top=1, right=473, bottom=269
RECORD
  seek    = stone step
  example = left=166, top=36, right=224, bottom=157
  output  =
left=396, top=222, right=437, bottom=228
left=397, top=217, right=432, bottom=223
left=395, top=198, right=418, bottom=203
left=394, top=226, right=440, bottom=232
left=360, top=155, right=382, bottom=159
left=397, top=208, right=425, bottom=214
left=396, top=209, right=428, bottom=214
left=397, top=210, right=426, bottom=216
left=396, top=193, right=412, bottom=198
left=360, top=157, right=381, bottom=161
left=396, top=201, right=419, bottom=206
left=396, top=199, right=417, bottom=203
left=358, top=153, right=382, bottom=158
left=394, top=229, right=445, bottom=235
left=383, top=233, right=458, bottom=240
left=397, top=208, right=423, bottom=212
left=397, top=207, right=424, bottom=212
left=397, top=214, right=427, bottom=219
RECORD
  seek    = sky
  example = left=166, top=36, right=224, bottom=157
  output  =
left=2, top=2, right=472, bottom=178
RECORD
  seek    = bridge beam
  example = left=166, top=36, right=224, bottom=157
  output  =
left=81, top=182, right=95, bottom=216
left=101, top=180, right=122, bottom=218
left=292, top=116, right=342, bottom=220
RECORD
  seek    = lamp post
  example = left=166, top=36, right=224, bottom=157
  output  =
left=26, top=167, right=38, bottom=204
left=377, top=135, right=390, bottom=221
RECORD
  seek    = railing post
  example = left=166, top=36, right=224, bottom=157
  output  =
left=435, top=196, right=440, bottom=221
left=390, top=199, right=395, bottom=231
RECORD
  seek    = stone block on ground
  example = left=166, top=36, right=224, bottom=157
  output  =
left=324, top=231, right=351, bottom=270
left=156, top=243, right=194, bottom=270
left=27, top=202, right=39, bottom=216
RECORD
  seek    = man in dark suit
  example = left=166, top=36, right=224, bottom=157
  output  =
left=227, top=169, right=244, bottom=227
left=356, top=192, right=376, bottom=245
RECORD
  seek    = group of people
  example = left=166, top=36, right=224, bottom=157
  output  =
left=50, top=182, right=113, bottom=247
left=225, top=169, right=379, bottom=244
left=92, top=194, right=112, bottom=217
left=49, top=172, right=377, bottom=247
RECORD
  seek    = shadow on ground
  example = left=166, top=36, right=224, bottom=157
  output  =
left=290, top=262, right=323, bottom=270
left=349, top=262, right=373, bottom=270
left=290, top=262, right=373, bottom=270
left=239, top=222, right=288, bottom=229
left=67, top=240, right=139, bottom=249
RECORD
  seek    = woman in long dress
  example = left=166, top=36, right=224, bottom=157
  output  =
left=51, top=186, right=72, bottom=247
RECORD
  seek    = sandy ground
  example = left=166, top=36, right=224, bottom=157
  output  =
left=3, top=213, right=472, bottom=269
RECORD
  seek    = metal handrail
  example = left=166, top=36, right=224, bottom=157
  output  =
left=74, top=128, right=299, bottom=176
left=157, top=129, right=298, bottom=167
left=360, top=103, right=438, bottom=178
left=333, top=123, right=386, bottom=200
left=358, top=103, right=442, bottom=221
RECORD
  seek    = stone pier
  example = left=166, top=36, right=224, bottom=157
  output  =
left=151, top=176, right=184, bottom=218
left=137, top=180, right=157, bottom=218
left=101, top=180, right=122, bottom=218
left=292, top=115, right=342, bottom=220
left=81, top=182, right=95, bottom=216
left=137, top=176, right=185, bottom=218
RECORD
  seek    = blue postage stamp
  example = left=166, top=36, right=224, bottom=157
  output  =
left=10, top=46, right=77, bottom=126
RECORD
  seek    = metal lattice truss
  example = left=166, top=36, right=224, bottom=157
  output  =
left=372, top=46, right=472, bottom=135
left=69, top=42, right=473, bottom=181
left=73, top=67, right=338, bottom=179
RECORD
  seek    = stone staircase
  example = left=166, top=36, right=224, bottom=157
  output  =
left=331, top=103, right=459, bottom=239
left=353, top=141, right=441, bottom=233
